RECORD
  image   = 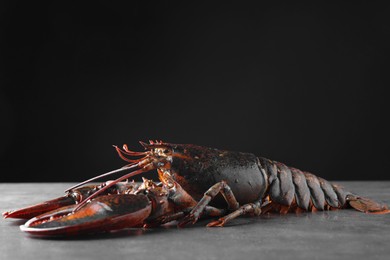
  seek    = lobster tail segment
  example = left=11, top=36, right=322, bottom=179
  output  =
left=346, top=194, right=390, bottom=214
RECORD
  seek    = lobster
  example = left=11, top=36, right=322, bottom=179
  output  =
left=3, top=141, right=389, bottom=236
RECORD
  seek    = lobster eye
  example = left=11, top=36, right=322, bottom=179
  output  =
left=163, top=149, right=169, bottom=154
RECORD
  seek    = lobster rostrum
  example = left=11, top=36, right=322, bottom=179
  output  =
left=4, top=141, right=389, bottom=236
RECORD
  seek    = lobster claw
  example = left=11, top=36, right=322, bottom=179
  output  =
left=3, top=183, right=140, bottom=220
left=3, top=195, right=77, bottom=220
left=20, top=194, right=152, bottom=236
left=2, top=185, right=103, bottom=220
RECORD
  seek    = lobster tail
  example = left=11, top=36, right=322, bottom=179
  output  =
left=346, top=194, right=390, bottom=214
left=258, top=157, right=389, bottom=214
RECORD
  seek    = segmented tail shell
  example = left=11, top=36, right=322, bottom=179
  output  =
left=258, top=157, right=349, bottom=212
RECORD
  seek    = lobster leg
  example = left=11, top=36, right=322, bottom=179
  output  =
left=207, top=201, right=262, bottom=227
left=178, top=181, right=240, bottom=227
left=146, top=206, right=226, bottom=228
left=145, top=212, right=187, bottom=227
left=203, top=206, right=227, bottom=217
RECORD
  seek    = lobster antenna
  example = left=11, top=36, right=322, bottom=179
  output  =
left=73, top=166, right=150, bottom=211
left=65, top=143, right=149, bottom=192
left=64, top=164, right=139, bottom=192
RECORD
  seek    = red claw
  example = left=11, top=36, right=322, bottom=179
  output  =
left=3, top=196, right=76, bottom=220
left=4, top=182, right=142, bottom=221
left=20, top=194, right=152, bottom=236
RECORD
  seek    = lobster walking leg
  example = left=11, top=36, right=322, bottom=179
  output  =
left=146, top=212, right=187, bottom=227
left=207, top=202, right=262, bottom=227
left=178, top=181, right=240, bottom=226
left=146, top=206, right=226, bottom=227
left=203, top=206, right=227, bottom=217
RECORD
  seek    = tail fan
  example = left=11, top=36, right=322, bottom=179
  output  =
left=347, top=194, right=390, bottom=214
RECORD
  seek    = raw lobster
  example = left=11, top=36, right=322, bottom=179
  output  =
left=4, top=141, right=389, bottom=236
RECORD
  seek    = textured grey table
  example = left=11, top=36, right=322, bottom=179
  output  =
left=1, top=182, right=389, bottom=260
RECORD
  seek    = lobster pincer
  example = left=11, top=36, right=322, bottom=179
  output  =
left=3, top=181, right=141, bottom=220
left=19, top=191, right=152, bottom=236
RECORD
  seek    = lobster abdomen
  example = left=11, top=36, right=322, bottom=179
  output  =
left=258, top=157, right=388, bottom=213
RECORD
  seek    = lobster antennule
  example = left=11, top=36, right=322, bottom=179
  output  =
left=121, top=144, right=148, bottom=156
left=114, top=145, right=148, bottom=163
left=113, top=146, right=147, bottom=162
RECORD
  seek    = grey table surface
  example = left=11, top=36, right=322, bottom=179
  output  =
left=0, top=182, right=389, bottom=260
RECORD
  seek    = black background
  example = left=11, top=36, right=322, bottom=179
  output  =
left=1, top=1, right=389, bottom=182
